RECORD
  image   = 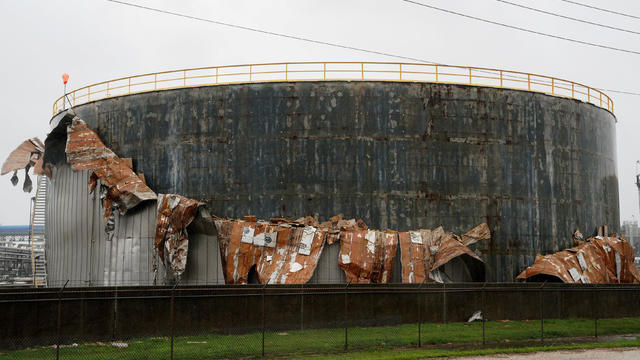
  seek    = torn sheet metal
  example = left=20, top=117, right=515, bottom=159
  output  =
left=517, top=235, right=640, bottom=284
left=215, top=217, right=328, bottom=284
left=65, top=118, right=156, bottom=218
left=319, top=214, right=368, bottom=245
left=298, top=226, right=316, bottom=255
left=338, top=230, right=398, bottom=283
left=216, top=219, right=263, bottom=284
left=154, top=194, right=203, bottom=281
left=258, top=225, right=326, bottom=284
left=399, top=224, right=490, bottom=283
left=431, top=232, right=484, bottom=275
left=461, top=223, right=491, bottom=247
left=1, top=138, right=46, bottom=192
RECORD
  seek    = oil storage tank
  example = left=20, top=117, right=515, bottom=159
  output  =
left=45, top=62, right=619, bottom=283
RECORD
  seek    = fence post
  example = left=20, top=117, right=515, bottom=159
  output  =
left=593, top=283, right=598, bottom=338
left=482, top=283, right=486, bottom=345
left=170, top=280, right=180, bottom=360
left=540, top=281, right=546, bottom=343
left=262, top=282, right=267, bottom=358
left=344, top=280, right=351, bottom=351
left=300, top=283, right=304, bottom=331
left=418, top=277, right=428, bottom=347
left=56, top=280, right=69, bottom=360
left=443, top=282, right=447, bottom=324
left=111, top=286, right=118, bottom=341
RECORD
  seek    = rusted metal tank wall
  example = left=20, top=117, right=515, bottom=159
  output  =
left=45, top=164, right=225, bottom=286
left=71, top=81, right=619, bottom=282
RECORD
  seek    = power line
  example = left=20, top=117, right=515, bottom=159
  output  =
left=105, top=0, right=640, bottom=97
left=496, top=0, right=640, bottom=35
left=400, top=0, right=640, bottom=55
left=106, top=0, right=440, bottom=65
left=559, top=0, right=640, bottom=20
left=598, top=89, right=640, bottom=96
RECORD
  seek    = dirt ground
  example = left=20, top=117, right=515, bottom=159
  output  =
left=451, top=347, right=640, bottom=359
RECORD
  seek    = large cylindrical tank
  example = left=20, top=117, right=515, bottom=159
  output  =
left=64, top=80, right=619, bottom=282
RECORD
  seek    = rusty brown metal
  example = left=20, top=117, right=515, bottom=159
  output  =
left=216, top=216, right=489, bottom=284
left=320, top=214, right=368, bottom=245
left=258, top=224, right=326, bottom=284
left=398, top=224, right=490, bottom=283
left=1, top=138, right=46, bottom=191
left=154, top=194, right=203, bottom=280
left=517, top=235, right=640, bottom=284
left=338, top=230, right=397, bottom=283
left=216, top=219, right=264, bottom=284
left=215, top=217, right=334, bottom=284
left=1, top=138, right=44, bottom=175
left=65, top=118, right=156, bottom=218
left=461, top=223, right=491, bottom=247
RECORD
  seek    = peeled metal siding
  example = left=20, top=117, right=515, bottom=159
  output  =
left=45, top=164, right=224, bottom=286
left=45, top=165, right=152, bottom=286
left=181, top=232, right=224, bottom=285
left=308, top=243, right=344, bottom=284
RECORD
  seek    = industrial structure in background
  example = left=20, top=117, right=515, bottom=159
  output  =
left=621, top=162, right=640, bottom=266
left=0, top=225, right=45, bottom=286
left=0, top=135, right=48, bottom=287
left=622, top=220, right=640, bottom=256
left=1, top=62, right=628, bottom=286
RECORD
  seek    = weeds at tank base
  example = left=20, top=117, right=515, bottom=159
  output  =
left=2, top=317, right=640, bottom=359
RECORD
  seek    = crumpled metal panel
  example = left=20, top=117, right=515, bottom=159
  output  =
left=258, top=225, right=326, bottom=284
left=399, top=224, right=490, bottom=283
left=516, top=235, right=640, bottom=284
left=319, top=214, right=368, bottom=245
left=215, top=217, right=328, bottom=284
left=461, top=223, right=491, bottom=247
left=154, top=194, right=203, bottom=281
left=216, top=220, right=263, bottom=284
left=65, top=118, right=156, bottom=218
left=1, top=138, right=44, bottom=175
left=1, top=138, right=46, bottom=191
left=432, top=232, right=484, bottom=272
left=338, top=230, right=397, bottom=283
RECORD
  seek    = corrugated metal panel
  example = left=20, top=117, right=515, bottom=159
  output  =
left=308, top=242, right=344, bottom=284
left=45, top=164, right=224, bottom=286
left=182, top=232, right=224, bottom=285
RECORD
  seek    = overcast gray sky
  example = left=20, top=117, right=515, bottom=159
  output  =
left=1, top=0, right=639, bottom=226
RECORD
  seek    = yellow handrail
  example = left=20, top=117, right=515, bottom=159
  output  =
left=52, top=61, right=614, bottom=115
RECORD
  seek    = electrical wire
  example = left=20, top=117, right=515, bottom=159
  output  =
left=106, top=0, right=440, bottom=65
left=597, top=89, right=640, bottom=96
left=401, top=0, right=640, bottom=55
left=559, top=0, right=640, bottom=20
left=105, top=0, right=640, bottom=97
left=496, top=0, right=640, bottom=35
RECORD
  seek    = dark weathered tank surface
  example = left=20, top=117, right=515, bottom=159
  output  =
left=73, top=81, right=619, bottom=281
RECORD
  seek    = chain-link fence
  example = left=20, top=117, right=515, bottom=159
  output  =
left=2, top=283, right=640, bottom=359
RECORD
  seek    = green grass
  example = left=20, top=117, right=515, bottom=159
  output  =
left=2, top=317, right=639, bottom=359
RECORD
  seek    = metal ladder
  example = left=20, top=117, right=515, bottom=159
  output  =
left=29, top=175, right=48, bottom=287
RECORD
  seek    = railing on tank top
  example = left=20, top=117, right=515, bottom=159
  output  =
left=52, top=62, right=613, bottom=115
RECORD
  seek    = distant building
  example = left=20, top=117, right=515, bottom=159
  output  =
left=0, top=226, right=33, bottom=285
left=621, top=220, right=640, bottom=256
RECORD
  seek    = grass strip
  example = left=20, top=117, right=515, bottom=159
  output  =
left=1, top=317, right=639, bottom=359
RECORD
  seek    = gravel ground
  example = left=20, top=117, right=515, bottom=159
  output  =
left=449, top=347, right=640, bottom=359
